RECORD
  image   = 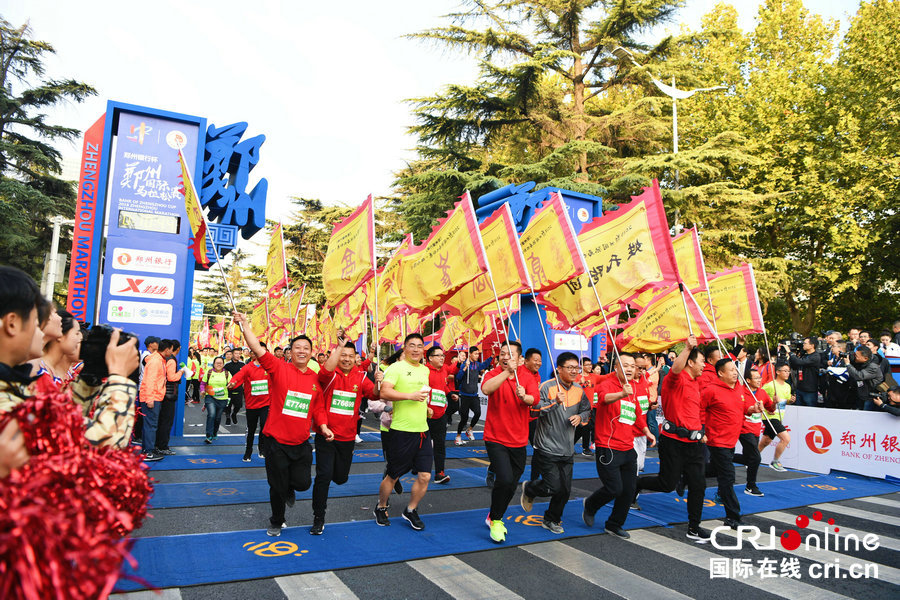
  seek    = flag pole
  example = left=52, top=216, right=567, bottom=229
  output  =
left=370, top=197, right=381, bottom=366
left=678, top=283, right=696, bottom=337
left=291, top=283, right=307, bottom=338
left=695, top=230, right=726, bottom=353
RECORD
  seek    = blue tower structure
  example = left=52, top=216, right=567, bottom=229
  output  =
left=474, top=183, right=607, bottom=382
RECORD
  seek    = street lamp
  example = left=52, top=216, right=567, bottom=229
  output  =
left=612, top=46, right=726, bottom=188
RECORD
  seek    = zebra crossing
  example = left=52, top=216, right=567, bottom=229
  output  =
left=111, top=493, right=898, bottom=600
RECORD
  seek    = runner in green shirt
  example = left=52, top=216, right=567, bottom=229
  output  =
left=759, top=363, right=794, bottom=471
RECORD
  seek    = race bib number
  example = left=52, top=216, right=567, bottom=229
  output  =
left=330, top=389, right=357, bottom=416
left=250, top=379, right=268, bottom=396
left=619, top=400, right=637, bottom=425
left=213, top=386, right=227, bottom=400
left=283, top=390, right=312, bottom=419
left=746, top=412, right=762, bottom=424
left=430, top=389, right=447, bottom=408
left=637, top=395, right=649, bottom=412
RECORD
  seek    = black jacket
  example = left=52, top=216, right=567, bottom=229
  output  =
left=789, top=351, right=824, bottom=393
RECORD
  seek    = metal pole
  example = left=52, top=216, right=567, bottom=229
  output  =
left=673, top=76, right=680, bottom=191
left=44, top=216, right=63, bottom=297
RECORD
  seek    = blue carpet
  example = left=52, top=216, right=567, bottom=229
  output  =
left=149, top=461, right=660, bottom=508
left=168, top=430, right=485, bottom=447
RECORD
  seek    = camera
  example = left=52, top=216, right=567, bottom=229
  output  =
left=79, top=324, right=140, bottom=386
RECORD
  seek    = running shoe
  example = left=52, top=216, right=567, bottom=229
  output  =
left=142, top=451, right=164, bottom=462
left=519, top=481, right=534, bottom=512
left=455, top=435, right=465, bottom=446
left=541, top=519, right=564, bottom=534
left=605, top=525, right=630, bottom=539
left=402, top=507, right=425, bottom=531
left=466, top=428, right=475, bottom=441
left=744, top=485, right=764, bottom=497
left=310, top=516, right=325, bottom=535
left=266, top=524, right=282, bottom=537
left=581, top=449, right=593, bottom=456
left=582, top=503, right=595, bottom=528
left=630, top=492, right=641, bottom=511
left=770, top=460, right=786, bottom=472
left=258, top=452, right=265, bottom=459
left=723, top=517, right=743, bottom=530
left=489, top=519, right=507, bottom=543
left=204, top=437, right=212, bottom=444
left=355, top=434, right=364, bottom=443
left=242, top=455, right=251, bottom=463
left=686, top=526, right=711, bottom=543
left=374, top=506, right=390, bottom=526
left=435, top=471, right=451, bottom=484
left=158, top=449, right=176, bottom=456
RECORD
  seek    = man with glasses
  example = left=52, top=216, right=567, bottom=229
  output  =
left=759, top=363, right=794, bottom=472
left=425, top=345, right=452, bottom=484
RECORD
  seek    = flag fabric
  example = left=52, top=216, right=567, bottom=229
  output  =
left=177, top=150, right=210, bottom=269
left=251, top=298, right=269, bottom=343
left=333, top=286, right=367, bottom=330
left=198, top=317, right=210, bottom=348
left=395, top=194, right=488, bottom=315
left=226, top=320, right=243, bottom=347
left=442, top=202, right=529, bottom=319
left=266, top=221, right=288, bottom=297
left=630, top=227, right=705, bottom=309
left=303, top=304, right=317, bottom=337
left=379, top=311, right=420, bottom=344
left=690, top=263, right=765, bottom=339
left=518, top=192, right=584, bottom=293
left=438, top=314, right=466, bottom=351
left=322, top=194, right=376, bottom=307
left=315, top=307, right=338, bottom=351
left=368, top=235, right=411, bottom=327
left=538, top=182, right=679, bottom=329
left=616, top=286, right=712, bottom=353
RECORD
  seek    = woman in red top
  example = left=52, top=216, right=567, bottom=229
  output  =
left=425, top=346, right=452, bottom=484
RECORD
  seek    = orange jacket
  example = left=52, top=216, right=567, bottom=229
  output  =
left=139, top=352, right=166, bottom=404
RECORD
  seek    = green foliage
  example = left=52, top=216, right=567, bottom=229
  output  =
left=192, top=248, right=264, bottom=316
left=0, top=19, right=95, bottom=282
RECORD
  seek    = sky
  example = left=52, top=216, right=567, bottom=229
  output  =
left=5, top=0, right=861, bottom=257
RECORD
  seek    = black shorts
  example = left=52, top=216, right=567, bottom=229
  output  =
left=762, top=418, right=786, bottom=439
left=385, top=429, right=433, bottom=479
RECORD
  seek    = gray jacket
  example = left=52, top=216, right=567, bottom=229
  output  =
left=532, top=379, right=592, bottom=458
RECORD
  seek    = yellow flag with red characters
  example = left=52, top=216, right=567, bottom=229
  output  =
left=690, top=264, right=765, bottom=339
left=303, top=305, right=317, bottom=336
left=438, top=314, right=466, bottom=350
left=251, top=298, right=269, bottom=343
left=518, top=192, right=584, bottom=293
left=443, top=202, right=529, bottom=318
left=322, top=194, right=376, bottom=307
left=630, top=227, right=705, bottom=309
left=395, top=194, right=488, bottom=315
left=177, top=150, right=210, bottom=269
left=379, top=311, right=420, bottom=344
left=616, top=286, right=712, bottom=353
left=266, top=222, right=288, bottom=297
left=333, top=286, right=367, bottom=330
left=317, top=307, right=338, bottom=351
left=538, top=182, right=679, bottom=329
left=368, top=235, right=411, bottom=328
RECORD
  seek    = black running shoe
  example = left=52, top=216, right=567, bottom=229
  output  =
left=374, top=505, right=390, bottom=526
left=310, top=516, right=325, bottom=535
left=605, top=525, right=631, bottom=539
left=402, top=507, right=425, bottom=531
left=686, top=526, right=711, bottom=543
left=434, top=471, right=451, bottom=484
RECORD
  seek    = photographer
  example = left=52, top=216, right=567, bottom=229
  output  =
left=873, top=386, right=900, bottom=416
left=844, top=345, right=884, bottom=411
left=0, top=266, right=139, bottom=455
left=785, top=336, right=824, bottom=407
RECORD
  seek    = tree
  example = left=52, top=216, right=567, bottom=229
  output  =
left=192, top=248, right=264, bottom=317
left=0, top=19, right=95, bottom=283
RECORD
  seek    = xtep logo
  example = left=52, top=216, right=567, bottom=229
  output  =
left=806, top=425, right=833, bottom=454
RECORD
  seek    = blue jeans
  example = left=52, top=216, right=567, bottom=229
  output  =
left=646, top=409, right=659, bottom=438
left=141, top=400, right=161, bottom=454
left=796, top=390, right=818, bottom=407
left=205, top=396, right=228, bottom=438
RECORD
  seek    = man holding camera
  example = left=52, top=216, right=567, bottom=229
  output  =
left=787, top=336, right=824, bottom=407
left=845, top=346, right=885, bottom=411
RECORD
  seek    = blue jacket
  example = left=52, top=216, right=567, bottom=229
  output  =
left=455, top=358, right=493, bottom=396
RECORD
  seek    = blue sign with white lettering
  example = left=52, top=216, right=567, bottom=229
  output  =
left=191, top=302, right=204, bottom=320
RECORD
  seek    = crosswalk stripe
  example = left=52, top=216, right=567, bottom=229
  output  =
left=810, top=502, right=900, bottom=528
left=852, top=495, right=900, bottom=510
left=521, top=540, right=692, bottom=600
left=628, top=530, right=852, bottom=600
left=752, top=510, right=900, bottom=552
left=110, top=589, right=183, bottom=600
left=701, top=521, right=900, bottom=586
left=406, top=555, right=525, bottom=600
left=276, top=571, right=359, bottom=599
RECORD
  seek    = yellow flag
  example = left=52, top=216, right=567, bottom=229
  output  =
left=395, top=194, right=488, bottom=314
left=317, top=307, right=337, bottom=351
left=322, top=195, right=376, bottom=306
left=177, top=150, right=210, bottom=269
left=379, top=311, right=420, bottom=344
left=690, top=264, right=765, bottom=339
left=617, top=287, right=712, bottom=353
left=368, top=235, right=411, bottom=328
left=251, top=298, right=269, bottom=342
left=443, top=202, right=529, bottom=318
left=539, top=183, right=679, bottom=329
left=266, top=222, right=288, bottom=297
left=631, top=227, right=705, bottom=309
left=333, top=286, right=367, bottom=330
left=518, top=192, right=584, bottom=293
left=304, top=305, right=317, bottom=336
left=439, top=314, right=465, bottom=350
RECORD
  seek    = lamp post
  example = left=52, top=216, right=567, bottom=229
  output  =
left=612, top=46, right=725, bottom=189
left=42, top=216, right=75, bottom=297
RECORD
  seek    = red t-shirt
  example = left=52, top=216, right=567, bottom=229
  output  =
left=660, top=369, right=703, bottom=442
left=443, top=363, right=459, bottom=393
left=700, top=379, right=747, bottom=448
left=258, top=352, right=320, bottom=446
left=740, top=385, right=775, bottom=436
left=594, top=377, right=647, bottom=452
left=696, top=363, right=718, bottom=393
left=483, top=365, right=540, bottom=447
left=427, top=363, right=450, bottom=419
left=229, top=362, right=270, bottom=409
left=314, top=366, right=375, bottom=442
left=630, top=376, right=652, bottom=436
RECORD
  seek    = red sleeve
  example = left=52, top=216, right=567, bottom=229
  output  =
left=360, top=374, right=376, bottom=399
left=312, top=384, right=328, bottom=429
left=699, top=386, right=713, bottom=425
left=318, top=366, right=335, bottom=386
left=231, top=365, right=248, bottom=387
left=523, top=369, right=539, bottom=404
left=257, top=351, right=281, bottom=376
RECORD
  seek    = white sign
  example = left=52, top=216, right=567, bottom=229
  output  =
left=109, top=273, right=175, bottom=300
left=107, top=300, right=173, bottom=325
left=553, top=332, right=589, bottom=352
left=748, top=406, right=899, bottom=479
left=112, top=247, right=177, bottom=274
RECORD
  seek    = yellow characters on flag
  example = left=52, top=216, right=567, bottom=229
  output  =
left=630, top=227, right=704, bottom=309
left=322, top=194, right=376, bottom=307
left=616, top=287, right=711, bottom=353
left=251, top=298, right=269, bottom=343
left=266, top=222, right=288, bottom=297
left=177, top=150, right=210, bottom=269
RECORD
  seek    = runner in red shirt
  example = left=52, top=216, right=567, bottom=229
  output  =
left=733, top=368, right=774, bottom=497
left=228, top=345, right=271, bottom=462
left=633, top=335, right=711, bottom=542
left=310, top=338, right=382, bottom=535
left=583, top=353, right=655, bottom=538
left=425, top=346, right=452, bottom=484
left=233, top=312, right=322, bottom=538
left=481, top=341, right=538, bottom=543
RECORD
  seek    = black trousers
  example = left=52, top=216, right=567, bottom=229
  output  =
left=733, top=432, right=761, bottom=487
left=263, top=435, right=312, bottom=527
left=585, top=447, right=637, bottom=529
left=707, top=445, right=741, bottom=521
left=446, top=395, right=459, bottom=425
left=155, top=399, right=176, bottom=450
left=227, top=389, right=244, bottom=422
left=244, top=406, right=269, bottom=457
left=524, top=449, right=573, bottom=523
left=635, top=435, right=706, bottom=528
left=428, top=414, right=448, bottom=473
left=485, top=441, right=526, bottom=521
left=457, top=394, right=481, bottom=433
left=312, top=435, right=356, bottom=518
